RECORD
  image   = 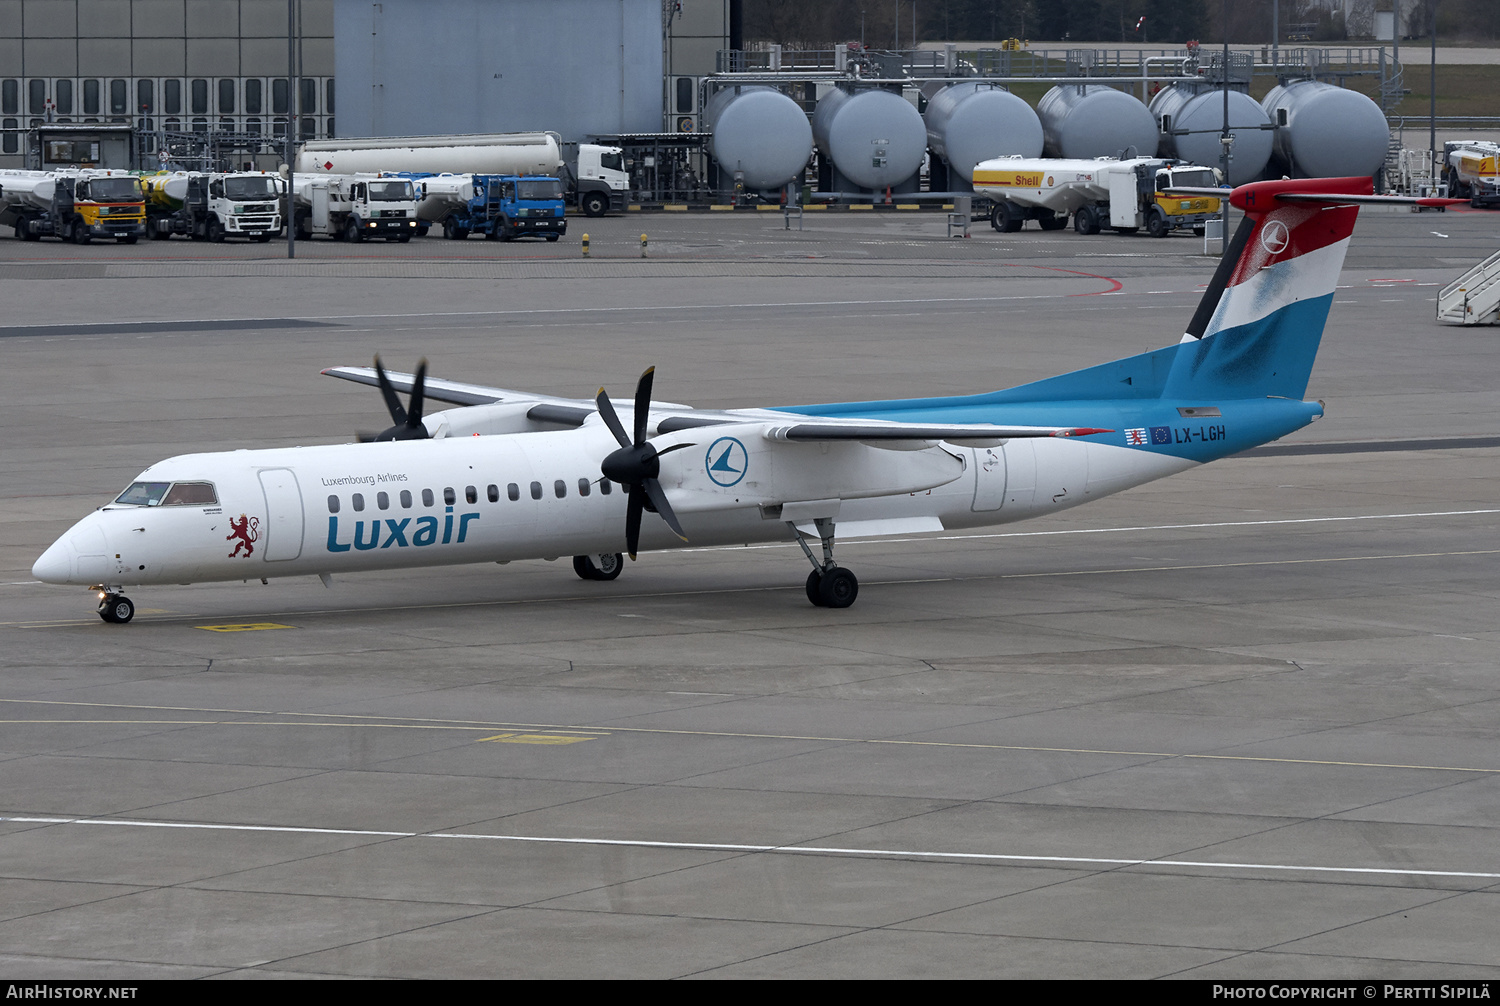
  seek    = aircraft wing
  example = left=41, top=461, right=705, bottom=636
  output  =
left=324, top=367, right=1109, bottom=444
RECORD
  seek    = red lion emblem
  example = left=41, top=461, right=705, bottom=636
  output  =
left=227, top=514, right=259, bottom=558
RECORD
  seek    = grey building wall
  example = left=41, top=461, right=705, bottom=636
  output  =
left=1, top=0, right=334, bottom=78
left=335, top=0, right=663, bottom=141
left=2, top=1, right=335, bottom=166
left=666, top=0, right=729, bottom=79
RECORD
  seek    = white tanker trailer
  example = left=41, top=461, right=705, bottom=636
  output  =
left=971, top=155, right=1221, bottom=236
left=295, top=132, right=628, bottom=217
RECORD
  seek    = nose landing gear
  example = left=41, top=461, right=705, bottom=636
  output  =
left=96, top=589, right=135, bottom=624
left=790, top=517, right=859, bottom=609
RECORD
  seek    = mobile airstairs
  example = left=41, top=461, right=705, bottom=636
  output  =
left=1437, top=249, right=1500, bottom=325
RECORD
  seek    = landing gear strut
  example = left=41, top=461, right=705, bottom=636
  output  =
left=790, top=517, right=859, bottom=609
left=96, top=589, right=135, bottom=624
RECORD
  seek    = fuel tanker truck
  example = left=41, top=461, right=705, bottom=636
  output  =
left=3, top=169, right=146, bottom=243
left=288, top=174, right=420, bottom=241
left=385, top=172, right=567, bottom=241
left=143, top=170, right=284, bottom=241
left=294, top=132, right=628, bottom=216
left=1443, top=140, right=1500, bottom=208
left=971, top=155, right=1221, bottom=236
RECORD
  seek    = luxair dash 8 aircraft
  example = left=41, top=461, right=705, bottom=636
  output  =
left=34, top=178, right=1450, bottom=623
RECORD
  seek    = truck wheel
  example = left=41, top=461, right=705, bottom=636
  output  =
left=345, top=219, right=362, bottom=242
left=995, top=202, right=1023, bottom=233
left=1037, top=211, right=1067, bottom=231
left=207, top=219, right=224, bottom=243
left=581, top=191, right=607, bottom=217
left=544, top=233, right=559, bottom=242
left=1146, top=209, right=1169, bottom=238
left=443, top=217, right=463, bottom=240
left=1073, top=206, right=1100, bottom=235
left=72, top=223, right=91, bottom=245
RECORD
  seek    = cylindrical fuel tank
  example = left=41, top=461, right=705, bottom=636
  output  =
left=704, top=85, right=813, bottom=191
left=142, top=171, right=195, bottom=209
left=1149, top=86, right=1272, bottom=185
left=1261, top=80, right=1390, bottom=178
left=0, top=169, right=54, bottom=210
left=813, top=86, right=927, bottom=191
left=408, top=173, right=476, bottom=222
left=923, top=82, right=1044, bottom=183
left=1038, top=85, right=1159, bottom=160
left=295, top=133, right=563, bottom=177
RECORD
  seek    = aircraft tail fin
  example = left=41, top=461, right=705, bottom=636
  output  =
left=1162, top=177, right=1374, bottom=402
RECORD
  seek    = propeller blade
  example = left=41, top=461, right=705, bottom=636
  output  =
left=407, top=359, right=427, bottom=432
left=641, top=478, right=688, bottom=542
left=625, top=486, right=644, bottom=560
left=595, top=388, right=631, bottom=449
left=373, top=355, right=407, bottom=427
left=632, top=366, right=654, bottom=446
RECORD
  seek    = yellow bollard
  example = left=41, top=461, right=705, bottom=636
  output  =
left=581, top=233, right=590, bottom=257
left=640, top=233, right=648, bottom=258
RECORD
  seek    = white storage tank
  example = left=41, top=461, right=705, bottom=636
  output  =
left=1038, top=84, right=1159, bottom=160
left=1150, top=85, right=1272, bottom=185
left=704, top=86, right=814, bottom=191
left=923, top=82, right=1044, bottom=184
left=1261, top=80, right=1391, bottom=178
left=813, top=86, right=927, bottom=192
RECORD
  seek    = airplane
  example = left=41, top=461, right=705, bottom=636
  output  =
left=32, top=177, right=1455, bottom=623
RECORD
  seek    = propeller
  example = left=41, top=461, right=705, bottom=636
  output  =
left=596, top=366, right=693, bottom=559
left=358, top=355, right=430, bottom=443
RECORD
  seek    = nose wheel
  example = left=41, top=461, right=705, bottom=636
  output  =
left=791, top=518, right=859, bottom=609
left=97, top=592, right=135, bottom=624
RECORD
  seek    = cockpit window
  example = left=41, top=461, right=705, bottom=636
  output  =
left=115, top=482, right=171, bottom=506
left=114, top=480, right=217, bottom=506
left=161, top=482, right=218, bottom=505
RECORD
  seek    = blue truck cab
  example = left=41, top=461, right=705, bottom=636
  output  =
left=468, top=174, right=568, bottom=242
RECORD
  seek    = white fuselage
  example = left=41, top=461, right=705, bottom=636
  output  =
left=32, top=420, right=1192, bottom=589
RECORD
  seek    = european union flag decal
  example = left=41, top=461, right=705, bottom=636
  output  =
left=1150, top=426, right=1172, bottom=445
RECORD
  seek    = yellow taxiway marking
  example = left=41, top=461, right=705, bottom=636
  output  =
left=195, top=622, right=295, bottom=632
left=1, top=697, right=1494, bottom=776
left=479, top=733, right=598, bottom=745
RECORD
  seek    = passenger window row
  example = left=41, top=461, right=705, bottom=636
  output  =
left=327, top=478, right=611, bottom=514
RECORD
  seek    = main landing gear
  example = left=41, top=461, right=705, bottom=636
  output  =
left=95, top=588, right=135, bottom=624
left=791, top=517, right=859, bottom=609
left=573, top=553, right=624, bottom=581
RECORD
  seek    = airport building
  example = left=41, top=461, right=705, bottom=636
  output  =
left=1, top=0, right=336, bottom=165
left=0, top=0, right=732, bottom=167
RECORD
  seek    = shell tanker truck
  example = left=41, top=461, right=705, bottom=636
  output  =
left=972, top=156, right=1221, bottom=236
left=144, top=171, right=284, bottom=242
left=295, top=133, right=628, bottom=217
left=1443, top=140, right=1500, bottom=209
left=3, top=169, right=147, bottom=244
